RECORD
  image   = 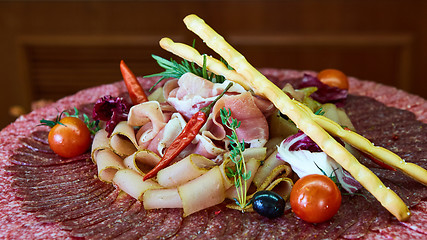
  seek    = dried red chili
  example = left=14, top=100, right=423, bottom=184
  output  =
left=143, top=82, right=233, bottom=180
left=120, top=60, right=149, bottom=104
left=342, top=127, right=396, bottom=171
left=362, top=152, right=396, bottom=171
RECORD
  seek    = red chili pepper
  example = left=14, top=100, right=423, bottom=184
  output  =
left=143, top=82, right=233, bottom=181
left=120, top=60, right=149, bottom=104
left=342, top=127, right=396, bottom=171
left=362, top=152, right=396, bottom=171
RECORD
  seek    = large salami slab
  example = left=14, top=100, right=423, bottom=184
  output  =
left=0, top=69, right=425, bottom=239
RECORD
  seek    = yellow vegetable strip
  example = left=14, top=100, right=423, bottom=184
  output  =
left=166, top=14, right=412, bottom=221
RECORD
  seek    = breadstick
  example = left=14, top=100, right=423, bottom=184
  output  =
left=292, top=100, right=427, bottom=185
left=160, top=38, right=251, bottom=90
left=169, top=14, right=412, bottom=221
left=160, top=31, right=427, bottom=187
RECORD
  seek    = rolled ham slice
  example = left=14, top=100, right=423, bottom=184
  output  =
left=253, top=149, right=286, bottom=188
left=109, top=121, right=138, bottom=157
left=143, top=188, right=183, bottom=209
left=95, top=149, right=126, bottom=182
left=128, top=101, right=167, bottom=148
left=112, top=169, right=162, bottom=201
left=123, top=149, right=161, bottom=175
left=91, top=129, right=110, bottom=163
left=178, top=166, right=225, bottom=217
left=157, top=154, right=216, bottom=188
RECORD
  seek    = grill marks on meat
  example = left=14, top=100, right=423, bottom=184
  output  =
left=7, top=94, right=427, bottom=239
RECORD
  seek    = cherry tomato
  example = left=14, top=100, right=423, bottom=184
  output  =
left=290, top=174, right=341, bottom=223
left=48, top=117, right=91, bottom=158
left=317, top=69, right=349, bottom=90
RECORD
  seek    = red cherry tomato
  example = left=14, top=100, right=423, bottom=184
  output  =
left=48, top=117, right=91, bottom=158
left=290, top=174, right=342, bottom=223
left=317, top=69, right=349, bottom=90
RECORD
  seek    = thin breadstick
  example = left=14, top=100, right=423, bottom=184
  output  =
left=292, top=100, right=427, bottom=185
left=159, top=38, right=250, bottom=90
left=314, top=115, right=427, bottom=185
left=160, top=33, right=427, bottom=187
left=172, top=14, right=413, bottom=221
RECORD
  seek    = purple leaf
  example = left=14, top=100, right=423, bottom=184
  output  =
left=297, top=74, right=348, bottom=107
left=92, top=95, right=131, bottom=137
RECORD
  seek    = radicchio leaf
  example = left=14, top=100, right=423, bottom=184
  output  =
left=286, top=131, right=322, bottom=152
left=297, top=74, right=348, bottom=107
left=277, top=132, right=362, bottom=193
left=92, top=95, right=130, bottom=137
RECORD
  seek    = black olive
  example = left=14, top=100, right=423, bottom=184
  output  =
left=252, top=190, right=285, bottom=219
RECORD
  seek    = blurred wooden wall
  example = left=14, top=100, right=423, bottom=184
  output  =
left=1, top=0, right=427, bottom=128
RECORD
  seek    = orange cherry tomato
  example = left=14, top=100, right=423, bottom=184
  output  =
left=48, top=117, right=91, bottom=158
left=317, top=69, right=349, bottom=90
left=290, top=174, right=342, bottom=223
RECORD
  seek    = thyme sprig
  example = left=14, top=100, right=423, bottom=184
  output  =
left=145, top=41, right=229, bottom=91
left=220, top=107, right=251, bottom=209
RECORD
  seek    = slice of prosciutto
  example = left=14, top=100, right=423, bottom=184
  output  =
left=165, top=72, right=247, bottom=119
left=166, top=72, right=272, bottom=149
left=206, top=92, right=270, bottom=148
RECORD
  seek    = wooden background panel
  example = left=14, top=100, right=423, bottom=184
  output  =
left=1, top=0, right=427, bottom=129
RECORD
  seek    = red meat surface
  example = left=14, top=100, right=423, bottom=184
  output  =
left=0, top=69, right=425, bottom=239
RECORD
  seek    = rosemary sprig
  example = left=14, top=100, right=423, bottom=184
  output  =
left=220, top=107, right=251, bottom=209
left=314, top=107, right=325, bottom=116
left=145, top=42, right=230, bottom=91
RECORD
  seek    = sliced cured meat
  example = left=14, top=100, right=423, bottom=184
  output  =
left=21, top=180, right=109, bottom=211
left=208, top=92, right=269, bottom=147
left=10, top=150, right=90, bottom=166
left=60, top=193, right=136, bottom=231
left=11, top=163, right=96, bottom=187
left=240, top=212, right=263, bottom=239
left=29, top=130, right=50, bottom=144
left=202, top=205, right=228, bottom=238
left=221, top=208, right=245, bottom=238
left=5, top=158, right=90, bottom=175
left=139, top=208, right=182, bottom=239
left=20, top=136, right=52, bottom=153
left=82, top=201, right=145, bottom=239
left=114, top=209, right=167, bottom=240
left=35, top=186, right=116, bottom=222
left=14, top=175, right=100, bottom=200
left=400, top=201, right=427, bottom=235
left=49, top=187, right=121, bottom=223
left=340, top=204, right=377, bottom=239
left=169, top=209, right=209, bottom=239
left=21, top=180, right=106, bottom=206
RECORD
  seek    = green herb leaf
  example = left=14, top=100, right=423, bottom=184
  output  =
left=145, top=43, right=230, bottom=91
left=220, top=107, right=250, bottom=210
left=314, top=107, right=325, bottom=116
left=40, top=108, right=100, bottom=135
